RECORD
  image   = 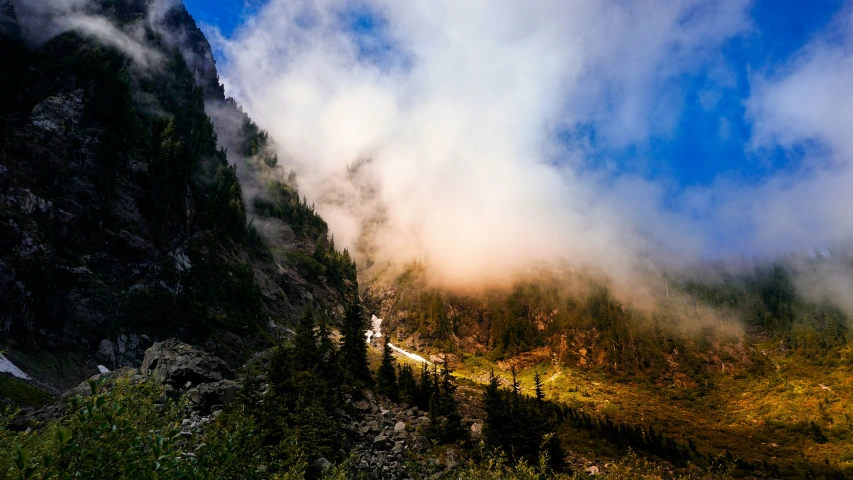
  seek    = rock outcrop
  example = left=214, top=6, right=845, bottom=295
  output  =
left=141, top=338, right=234, bottom=388
left=18, top=339, right=240, bottom=426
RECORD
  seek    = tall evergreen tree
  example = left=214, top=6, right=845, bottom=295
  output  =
left=398, top=364, right=418, bottom=405
left=510, top=366, right=521, bottom=404
left=340, top=302, right=371, bottom=384
left=533, top=372, right=545, bottom=403
left=316, top=316, right=340, bottom=383
left=425, top=360, right=469, bottom=444
left=376, top=341, right=399, bottom=402
left=481, top=368, right=564, bottom=470
left=294, top=305, right=318, bottom=371
left=415, top=363, right=433, bottom=411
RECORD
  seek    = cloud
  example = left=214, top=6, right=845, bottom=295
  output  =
left=688, top=3, right=853, bottom=257
left=212, top=0, right=753, bottom=289
left=11, top=0, right=166, bottom=69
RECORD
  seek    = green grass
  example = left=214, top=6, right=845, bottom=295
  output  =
left=449, top=344, right=853, bottom=478
left=0, top=375, right=54, bottom=407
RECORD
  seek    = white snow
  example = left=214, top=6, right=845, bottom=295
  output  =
left=97, top=365, right=110, bottom=374
left=0, top=354, right=31, bottom=380
left=364, top=312, right=430, bottom=363
left=365, top=314, right=383, bottom=344
left=388, top=343, right=432, bottom=364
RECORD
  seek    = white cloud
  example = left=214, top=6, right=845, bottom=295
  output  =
left=716, top=4, right=853, bottom=255
left=214, top=0, right=753, bottom=288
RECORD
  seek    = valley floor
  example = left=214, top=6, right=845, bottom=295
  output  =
left=390, top=342, right=853, bottom=478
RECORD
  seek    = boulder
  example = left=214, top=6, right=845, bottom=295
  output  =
left=444, top=448, right=462, bottom=469
left=315, top=457, right=332, bottom=471
left=141, top=339, right=233, bottom=387
left=97, top=339, right=115, bottom=365
left=188, top=380, right=240, bottom=412
left=59, top=367, right=139, bottom=404
left=412, top=435, right=432, bottom=453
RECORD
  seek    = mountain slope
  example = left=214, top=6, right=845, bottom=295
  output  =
left=0, top=0, right=355, bottom=391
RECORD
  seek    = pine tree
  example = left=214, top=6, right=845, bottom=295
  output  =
left=415, top=363, right=432, bottom=411
left=438, top=360, right=469, bottom=443
left=340, top=302, right=371, bottom=384
left=533, top=372, right=545, bottom=404
left=482, top=370, right=506, bottom=450
left=397, top=364, right=418, bottom=405
left=316, top=316, right=339, bottom=383
left=424, top=360, right=469, bottom=444
left=481, top=368, right=563, bottom=470
left=376, top=341, right=399, bottom=402
left=294, top=305, right=318, bottom=371
left=510, top=366, right=521, bottom=404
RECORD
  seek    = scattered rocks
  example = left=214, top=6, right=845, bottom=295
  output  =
left=344, top=392, right=457, bottom=479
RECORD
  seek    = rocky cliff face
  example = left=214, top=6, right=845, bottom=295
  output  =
left=0, top=0, right=356, bottom=391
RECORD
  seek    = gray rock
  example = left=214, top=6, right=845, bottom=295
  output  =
left=444, top=448, right=462, bottom=469
left=315, top=457, right=332, bottom=471
left=412, top=435, right=432, bottom=453
left=394, top=421, right=406, bottom=432
left=188, top=380, right=240, bottom=412
left=97, top=339, right=115, bottom=365
left=141, top=339, right=233, bottom=388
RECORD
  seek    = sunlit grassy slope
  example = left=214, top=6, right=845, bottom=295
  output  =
left=447, top=343, right=853, bottom=478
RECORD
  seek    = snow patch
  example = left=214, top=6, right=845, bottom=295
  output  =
left=388, top=343, right=432, bottom=364
left=365, top=314, right=382, bottom=344
left=97, top=365, right=110, bottom=374
left=0, top=354, right=31, bottom=380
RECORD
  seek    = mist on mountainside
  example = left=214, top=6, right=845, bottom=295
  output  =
left=207, top=0, right=853, bottom=308
left=3, top=1, right=853, bottom=478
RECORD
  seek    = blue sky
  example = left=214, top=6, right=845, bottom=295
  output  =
left=184, top=0, right=853, bottom=275
left=186, top=0, right=844, bottom=190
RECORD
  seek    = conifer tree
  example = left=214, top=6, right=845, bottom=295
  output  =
left=510, top=366, right=521, bottom=405
left=398, top=364, right=418, bottom=404
left=533, top=372, right=545, bottom=404
left=415, top=363, right=433, bottom=411
left=316, top=316, right=339, bottom=383
left=376, top=341, right=399, bottom=402
left=294, top=305, right=318, bottom=371
left=438, top=360, right=469, bottom=443
left=424, top=360, right=469, bottom=444
left=340, top=302, right=371, bottom=384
